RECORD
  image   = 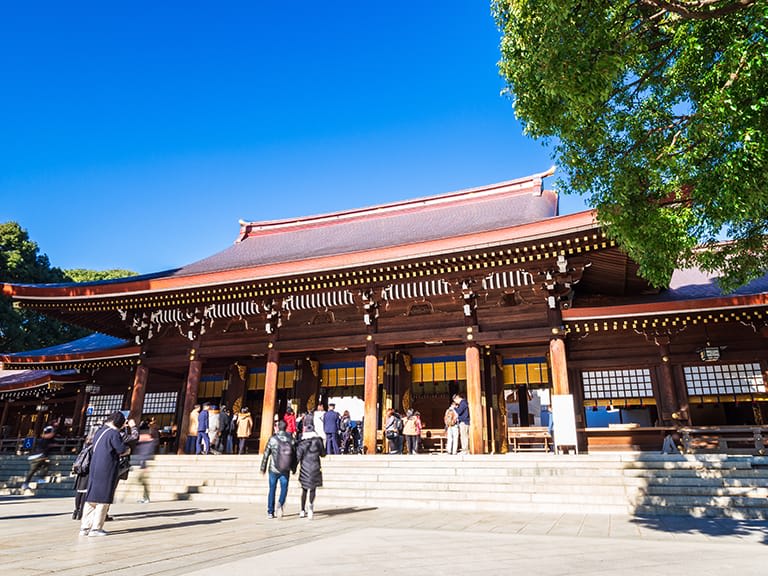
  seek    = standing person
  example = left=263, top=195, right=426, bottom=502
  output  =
left=134, top=420, right=158, bottom=503
left=21, top=425, right=56, bottom=491
left=208, top=405, right=221, bottom=454
left=283, top=406, right=297, bottom=438
left=196, top=403, right=210, bottom=455
left=454, top=393, right=470, bottom=454
left=185, top=404, right=200, bottom=454
left=444, top=400, right=459, bottom=455
left=72, top=422, right=100, bottom=520
left=236, top=407, right=253, bottom=454
left=259, top=420, right=296, bottom=519
left=339, top=410, right=352, bottom=453
left=79, top=411, right=130, bottom=537
left=296, top=421, right=326, bottom=519
left=312, top=404, right=325, bottom=441
left=384, top=408, right=403, bottom=454
left=402, top=409, right=420, bottom=454
left=218, top=405, right=231, bottom=453
left=323, top=403, right=341, bottom=455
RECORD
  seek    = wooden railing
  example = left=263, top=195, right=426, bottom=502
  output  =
left=0, top=437, right=83, bottom=455
left=679, top=426, right=768, bottom=454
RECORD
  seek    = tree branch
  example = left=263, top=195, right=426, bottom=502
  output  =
left=639, top=0, right=758, bottom=20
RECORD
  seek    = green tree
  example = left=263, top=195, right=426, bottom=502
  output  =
left=0, top=222, right=137, bottom=353
left=493, top=0, right=767, bottom=291
left=65, top=268, right=137, bottom=283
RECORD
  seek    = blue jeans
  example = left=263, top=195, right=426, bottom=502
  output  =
left=267, top=471, right=290, bottom=515
left=196, top=432, right=210, bottom=455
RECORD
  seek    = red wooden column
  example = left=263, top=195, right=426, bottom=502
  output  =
left=363, top=339, right=379, bottom=455
left=177, top=359, right=202, bottom=454
left=549, top=336, right=570, bottom=396
left=259, top=347, right=280, bottom=453
left=465, top=342, right=484, bottom=454
left=656, top=340, right=682, bottom=424
left=128, top=364, right=149, bottom=423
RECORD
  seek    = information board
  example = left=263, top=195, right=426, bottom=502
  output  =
left=551, top=394, right=578, bottom=453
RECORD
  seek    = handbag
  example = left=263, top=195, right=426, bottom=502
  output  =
left=72, top=429, right=107, bottom=475
left=118, top=455, right=132, bottom=480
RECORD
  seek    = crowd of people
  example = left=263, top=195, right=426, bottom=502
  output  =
left=51, top=393, right=473, bottom=533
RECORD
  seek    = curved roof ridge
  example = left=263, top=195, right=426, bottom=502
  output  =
left=236, top=168, right=556, bottom=241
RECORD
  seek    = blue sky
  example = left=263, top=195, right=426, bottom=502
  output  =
left=1, top=2, right=585, bottom=275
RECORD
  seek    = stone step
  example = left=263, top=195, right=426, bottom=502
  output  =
left=642, top=485, right=768, bottom=498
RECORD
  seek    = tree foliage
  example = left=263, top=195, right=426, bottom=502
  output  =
left=493, top=0, right=768, bottom=291
left=65, top=268, right=137, bottom=283
left=0, top=222, right=137, bottom=353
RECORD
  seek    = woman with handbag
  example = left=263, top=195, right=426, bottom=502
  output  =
left=79, top=412, right=132, bottom=537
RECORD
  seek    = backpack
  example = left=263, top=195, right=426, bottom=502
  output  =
left=72, top=429, right=107, bottom=475
left=274, top=436, right=295, bottom=474
left=444, top=407, right=457, bottom=427
left=339, top=417, right=349, bottom=433
left=72, top=443, right=93, bottom=475
left=395, top=415, right=404, bottom=433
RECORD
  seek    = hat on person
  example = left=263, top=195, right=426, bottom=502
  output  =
left=43, top=426, right=55, bottom=434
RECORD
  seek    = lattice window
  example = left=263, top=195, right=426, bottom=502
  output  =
left=684, top=363, right=766, bottom=395
left=85, top=394, right=124, bottom=431
left=142, top=391, right=178, bottom=414
left=581, top=369, right=653, bottom=400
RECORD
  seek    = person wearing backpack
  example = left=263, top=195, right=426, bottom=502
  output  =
left=260, top=420, right=297, bottom=519
left=444, top=400, right=460, bottom=455
left=384, top=408, right=404, bottom=454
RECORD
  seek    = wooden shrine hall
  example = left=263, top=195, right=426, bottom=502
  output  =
left=2, top=169, right=768, bottom=454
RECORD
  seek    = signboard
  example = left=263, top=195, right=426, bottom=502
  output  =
left=552, top=394, right=578, bottom=454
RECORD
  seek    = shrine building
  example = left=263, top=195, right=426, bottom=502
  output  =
left=2, top=169, right=767, bottom=454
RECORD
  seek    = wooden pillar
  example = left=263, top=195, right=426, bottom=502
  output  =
left=0, top=399, right=9, bottom=434
left=128, top=364, right=149, bottom=423
left=177, top=359, right=202, bottom=454
left=656, top=341, right=681, bottom=424
left=465, top=343, right=484, bottom=454
left=363, top=340, right=379, bottom=455
left=70, top=386, right=85, bottom=436
left=549, top=337, right=570, bottom=396
left=259, top=347, right=280, bottom=453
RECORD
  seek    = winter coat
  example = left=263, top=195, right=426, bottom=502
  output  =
left=188, top=408, right=200, bottom=435
left=283, top=412, right=297, bottom=434
left=296, top=435, right=326, bottom=490
left=85, top=425, right=127, bottom=504
left=237, top=414, right=253, bottom=438
left=455, top=399, right=470, bottom=425
left=402, top=416, right=418, bottom=436
left=260, top=431, right=296, bottom=475
left=323, top=409, right=340, bottom=434
left=197, top=409, right=209, bottom=434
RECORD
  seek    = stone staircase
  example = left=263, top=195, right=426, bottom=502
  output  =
left=0, top=454, right=76, bottom=496
left=3, top=451, right=767, bottom=519
left=107, top=452, right=768, bottom=520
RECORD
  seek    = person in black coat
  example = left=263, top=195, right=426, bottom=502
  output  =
left=79, top=411, right=129, bottom=537
left=296, top=423, right=326, bottom=519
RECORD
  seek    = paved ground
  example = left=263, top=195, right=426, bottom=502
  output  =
left=2, top=494, right=767, bottom=576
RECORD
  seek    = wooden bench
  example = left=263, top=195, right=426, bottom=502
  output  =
left=508, top=426, right=551, bottom=452
left=421, top=428, right=446, bottom=453
left=679, top=426, right=768, bottom=454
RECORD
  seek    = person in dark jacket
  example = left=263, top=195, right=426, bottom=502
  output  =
left=296, top=422, right=326, bottom=519
left=21, top=425, right=56, bottom=490
left=196, top=403, right=210, bottom=455
left=323, top=403, right=341, bottom=454
left=454, top=393, right=470, bottom=454
left=134, top=420, right=158, bottom=503
left=260, top=420, right=296, bottom=519
left=79, top=411, right=129, bottom=537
